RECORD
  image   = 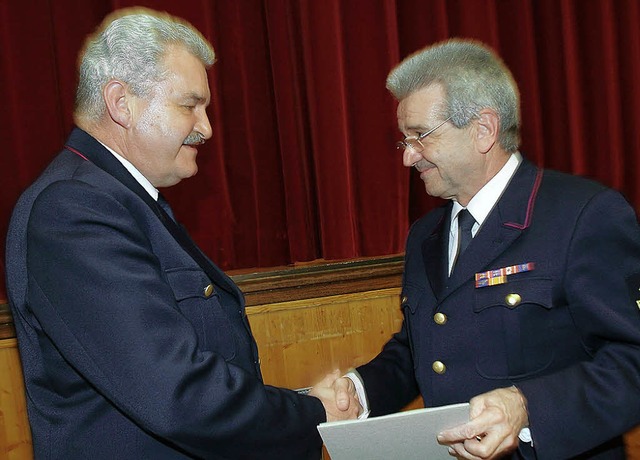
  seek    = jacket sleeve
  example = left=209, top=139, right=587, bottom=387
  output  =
left=356, top=320, right=421, bottom=416
left=516, top=188, right=640, bottom=459
left=356, top=219, right=426, bottom=416
left=26, top=179, right=324, bottom=459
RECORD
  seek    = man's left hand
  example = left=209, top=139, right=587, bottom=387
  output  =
left=437, top=386, right=529, bottom=459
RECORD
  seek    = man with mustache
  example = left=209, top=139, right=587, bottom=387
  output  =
left=5, top=8, right=359, bottom=459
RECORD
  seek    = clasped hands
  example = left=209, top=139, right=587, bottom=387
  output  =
left=308, top=369, right=362, bottom=422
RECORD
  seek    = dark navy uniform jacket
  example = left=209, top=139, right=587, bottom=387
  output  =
left=6, top=128, right=325, bottom=459
left=358, top=158, right=640, bottom=459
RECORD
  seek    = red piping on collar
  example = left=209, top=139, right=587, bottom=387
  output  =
left=504, top=168, right=543, bottom=230
left=64, top=145, right=89, bottom=161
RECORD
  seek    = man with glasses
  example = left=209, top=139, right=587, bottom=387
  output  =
left=344, top=39, right=640, bottom=459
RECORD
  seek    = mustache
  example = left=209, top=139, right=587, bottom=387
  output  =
left=183, top=132, right=206, bottom=146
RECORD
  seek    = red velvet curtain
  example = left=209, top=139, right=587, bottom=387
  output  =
left=2, top=0, right=640, bottom=300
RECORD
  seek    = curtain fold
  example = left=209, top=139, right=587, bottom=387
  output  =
left=265, top=0, right=321, bottom=263
left=2, top=0, right=640, bottom=300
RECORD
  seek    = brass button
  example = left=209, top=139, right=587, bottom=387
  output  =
left=401, top=296, right=408, bottom=304
left=203, top=284, right=214, bottom=298
left=505, top=293, right=521, bottom=307
left=432, top=361, right=446, bottom=374
left=433, top=312, right=447, bottom=325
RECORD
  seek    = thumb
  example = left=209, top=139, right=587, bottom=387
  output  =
left=334, top=377, right=352, bottom=411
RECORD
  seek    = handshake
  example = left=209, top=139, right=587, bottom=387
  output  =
left=308, top=369, right=364, bottom=422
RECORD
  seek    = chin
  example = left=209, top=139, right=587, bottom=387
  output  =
left=183, top=164, right=199, bottom=179
left=177, top=157, right=199, bottom=177
left=424, top=185, right=442, bottom=198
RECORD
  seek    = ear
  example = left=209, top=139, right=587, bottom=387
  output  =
left=474, top=108, right=499, bottom=154
left=103, top=79, right=132, bottom=129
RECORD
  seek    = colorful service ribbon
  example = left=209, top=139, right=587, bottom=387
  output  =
left=475, top=262, right=535, bottom=288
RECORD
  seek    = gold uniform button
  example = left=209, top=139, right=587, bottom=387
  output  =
left=433, top=313, right=447, bottom=325
left=432, top=361, right=446, bottom=374
left=505, top=293, right=521, bottom=307
left=203, top=284, right=214, bottom=298
left=401, top=296, right=408, bottom=304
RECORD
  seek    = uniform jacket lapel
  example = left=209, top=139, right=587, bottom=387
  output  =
left=427, top=159, right=543, bottom=302
left=63, top=128, right=241, bottom=299
left=421, top=209, right=450, bottom=300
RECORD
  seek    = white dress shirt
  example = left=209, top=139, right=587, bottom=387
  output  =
left=98, top=141, right=159, bottom=200
left=448, top=152, right=522, bottom=274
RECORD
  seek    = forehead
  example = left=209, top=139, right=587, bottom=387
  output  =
left=158, top=45, right=211, bottom=102
left=397, top=84, right=445, bottom=130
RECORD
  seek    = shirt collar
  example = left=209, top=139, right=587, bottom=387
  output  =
left=451, top=152, right=522, bottom=225
left=98, top=141, right=159, bottom=201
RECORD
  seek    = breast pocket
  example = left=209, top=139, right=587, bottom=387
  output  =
left=165, top=268, right=236, bottom=360
left=473, top=278, right=554, bottom=379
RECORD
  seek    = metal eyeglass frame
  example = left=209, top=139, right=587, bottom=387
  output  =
left=395, top=115, right=453, bottom=152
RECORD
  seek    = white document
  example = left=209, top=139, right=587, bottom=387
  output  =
left=318, top=402, right=470, bottom=460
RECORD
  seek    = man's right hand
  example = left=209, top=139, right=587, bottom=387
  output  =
left=309, top=369, right=362, bottom=422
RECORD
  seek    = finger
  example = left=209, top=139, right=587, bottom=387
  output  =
left=468, top=394, right=487, bottom=420
left=335, top=390, right=350, bottom=411
left=463, top=422, right=522, bottom=460
left=447, top=441, right=484, bottom=460
left=440, top=403, right=507, bottom=442
left=461, top=434, right=499, bottom=460
left=483, top=430, right=520, bottom=459
left=438, top=422, right=484, bottom=444
left=333, top=377, right=354, bottom=411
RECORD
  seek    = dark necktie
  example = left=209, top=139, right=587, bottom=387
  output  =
left=157, top=193, right=176, bottom=221
left=453, top=209, right=475, bottom=270
left=155, top=193, right=238, bottom=297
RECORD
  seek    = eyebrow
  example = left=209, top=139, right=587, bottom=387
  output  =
left=403, top=124, right=429, bottom=135
left=182, top=92, right=210, bottom=105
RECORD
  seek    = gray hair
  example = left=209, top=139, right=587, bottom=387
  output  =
left=386, top=39, right=520, bottom=152
left=75, top=7, right=215, bottom=121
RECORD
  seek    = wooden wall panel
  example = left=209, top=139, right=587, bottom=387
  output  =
left=629, top=426, right=640, bottom=459
left=246, top=288, right=418, bottom=460
left=0, top=339, right=32, bottom=460
left=246, top=288, right=403, bottom=390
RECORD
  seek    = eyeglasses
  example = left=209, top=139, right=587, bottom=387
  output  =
left=395, top=115, right=452, bottom=153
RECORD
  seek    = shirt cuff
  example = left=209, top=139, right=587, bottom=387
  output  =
left=519, top=427, right=533, bottom=445
left=344, top=369, right=370, bottom=419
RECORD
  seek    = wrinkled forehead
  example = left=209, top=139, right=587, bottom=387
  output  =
left=157, top=45, right=211, bottom=102
left=397, top=84, right=445, bottom=131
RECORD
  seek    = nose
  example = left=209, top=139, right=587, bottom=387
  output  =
left=196, top=108, right=213, bottom=140
left=402, top=146, right=421, bottom=168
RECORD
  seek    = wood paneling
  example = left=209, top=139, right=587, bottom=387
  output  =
left=0, top=303, right=15, bottom=341
left=246, top=288, right=403, bottom=390
left=0, top=339, right=32, bottom=460
left=231, top=255, right=403, bottom=307
left=628, top=426, right=640, bottom=459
